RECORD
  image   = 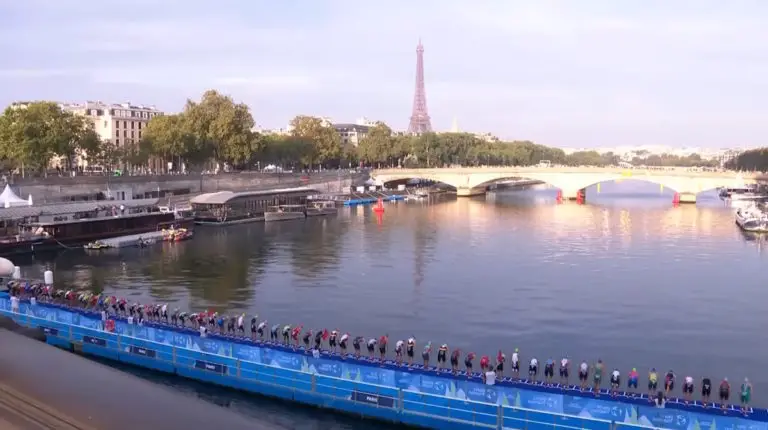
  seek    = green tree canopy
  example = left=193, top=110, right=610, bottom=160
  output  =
left=0, top=102, right=101, bottom=175
left=289, top=115, right=341, bottom=166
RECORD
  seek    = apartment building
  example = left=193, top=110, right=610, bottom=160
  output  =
left=61, top=101, right=163, bottom=149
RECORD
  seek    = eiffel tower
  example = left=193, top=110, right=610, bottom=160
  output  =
left=407, top=40, right=433, bottom=134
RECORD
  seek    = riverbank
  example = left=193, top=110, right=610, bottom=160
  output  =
left=0, top=328, right=271, bottom=430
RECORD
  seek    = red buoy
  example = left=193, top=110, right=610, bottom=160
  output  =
left=373, top=198, right=385, bottom=213
left=556, top=189, right=563, bottom=204
left=673, top=192, right=680, bottom=206
left=576, top=190, right=584, bottom=205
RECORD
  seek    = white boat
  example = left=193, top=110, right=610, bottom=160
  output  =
left=264, top=205, right=306, bottom=222
left=306, top=201, right=337, bottom=217
left=720, top=185, right=766, bottom=201
left=735, top=205, right=768, bottom=232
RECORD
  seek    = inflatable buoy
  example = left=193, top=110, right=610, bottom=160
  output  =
left=0, top=258, right=14, bottom=277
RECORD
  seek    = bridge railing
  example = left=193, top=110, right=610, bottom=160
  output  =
left=3, top=307, right=649, bottom=430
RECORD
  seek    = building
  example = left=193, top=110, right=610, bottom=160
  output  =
left=60, top=101, right=162, bottom=150
left=333, top=123, right=370, bottom=147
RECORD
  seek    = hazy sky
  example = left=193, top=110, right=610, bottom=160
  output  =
left=1, top=0, right=767, bottom=148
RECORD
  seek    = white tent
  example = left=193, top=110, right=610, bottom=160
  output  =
left=0, top=185, right=31, bottom=208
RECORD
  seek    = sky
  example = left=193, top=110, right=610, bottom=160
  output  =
left=1, top=0, right=767, bottom=148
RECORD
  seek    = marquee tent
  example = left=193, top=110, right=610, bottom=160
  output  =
left=0, top=185, right=31, bottom=208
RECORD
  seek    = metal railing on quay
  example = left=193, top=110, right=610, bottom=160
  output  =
left=2, top=307, right=659, bottom=430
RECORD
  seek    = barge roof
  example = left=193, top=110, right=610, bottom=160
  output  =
left=190, top=187, right=317, bottom=205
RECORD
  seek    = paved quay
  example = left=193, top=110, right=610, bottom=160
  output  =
left=0, top=329, right=277, bottom=430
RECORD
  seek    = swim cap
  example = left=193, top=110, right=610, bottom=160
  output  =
left=632, top=368, right=636, bottom=372
left=515, top=348, right=518, bottom=352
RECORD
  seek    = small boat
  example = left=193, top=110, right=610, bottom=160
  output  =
left=162, top=228, right=193, bottom=242
left=264, top=205, right=307, bottom=222
left=84, top=241, right=110, bottom=250
left=306, top=201, right=337, bottom=217
left=735, top=205, right=768, bottom=232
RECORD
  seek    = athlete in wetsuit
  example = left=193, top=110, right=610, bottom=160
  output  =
left=559, top=357, right=570, bottom=385
left=366, top=338, right=377, bottom=357
left=648, top=368, right=658, bottom=397
left=610, top=369, right=621, bottom=396
left=480, top=355, right=490, bottom=372
left=257, top=320, right=268, bottom=339
left=378, top=334, right=388, bottom=360
left=394, top=340, right=404, bottom=364
left=250, top=317, right=258, bottom=339
left=437, top=344, right=448, bottom=369
left=328, top=330, right=338, bottom=352
left=741, top=378, right=752, bottom=413
left=314, top=330, right=324, bottom=350
left=464, top=352, right=476, bottom=376
left=303, top=329, right=313, bottom=349
left=282, top=325, right=291, bottom=344
left=544, top=358, right=555, bottom=385
left=701, top=377, right=712, bottom=406
left=496, top=351, right=505, bottom=377
left=339, top=333, right=349, bottom=356
left=719, top=378, right=730, bottom=411
left=529, top=357, right=539, bottom=382
left=511, top=349, right=520, bottom=379
left=683, top=376, right=695, bottom=403
left=628, top=368, right=639, bottom=392
left=406, top=338, right=416, bottom=365
left=270, top=324, right=280, bottom=342
left=352, top=336, right=364, bottom=357
left=450, top=349, right=461, bottom=375
left=664, top=370, right=675, bottom=394
left=594, top=360, right=604, bottom=395
left=422, top=342, right=432, bottom=367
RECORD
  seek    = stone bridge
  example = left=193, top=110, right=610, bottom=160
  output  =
left=372, top=167, right=760, bottom=203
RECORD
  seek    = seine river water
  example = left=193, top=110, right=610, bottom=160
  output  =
left=18, top=180, right=768, bottom=428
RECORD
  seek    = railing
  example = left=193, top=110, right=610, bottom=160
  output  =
left=3, top=307, right=624, bottom=430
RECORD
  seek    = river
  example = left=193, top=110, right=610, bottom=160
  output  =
left=16, top=180, right=768, bottom=427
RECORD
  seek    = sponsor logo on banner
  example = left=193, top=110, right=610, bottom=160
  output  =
left=83, top=335, right=106, bottom=347
left=274, top=352, right=302, bottom=370
left=194, top=360, right=227, bottom=374
left=233, top=344, right=261, bottom=363
left=419, top=375, right=448, bottom=395
left=129, top=346, right=157, bottom=358
left=313, top=360, right=342, bottom=377
left=360, top=368, right=383, bottom=384
left=352, top=390, right=395, bottom=408
left=171, top=333, right=189, bottom=348
left=41, top=326, right=59, bottom=336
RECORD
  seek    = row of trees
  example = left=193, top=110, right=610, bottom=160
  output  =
left=726, top=149, right=768, bottom=171
left=0, top=90, right=722, bottom=175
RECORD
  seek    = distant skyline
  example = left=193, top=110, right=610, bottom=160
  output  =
left=1, top=0, right=767, bottom=148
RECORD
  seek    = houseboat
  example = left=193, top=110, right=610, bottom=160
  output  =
left=264, top=205, right=307, bottom=222
left=0, top=201, right=193, bottom=256
left=306, top=201, right=338, bottom=217
left=190, top=187, right=316, bottom=225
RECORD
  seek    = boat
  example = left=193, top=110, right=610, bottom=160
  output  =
left=305, top=201, right=337, bottom=217
left=0, top=205, right=194, bottom=257
left=83, top=241, right=111, bottom=250
left=162, top=227, right=193, bottom=242
left=264, top=205, right=306, bottom=222
left=735, top=205, right=768, bottom=232
left=190, top=188, right=316, bottom=225
left=720, top=185, right=766, bottom=201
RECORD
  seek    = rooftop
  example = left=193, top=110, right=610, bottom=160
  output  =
left=0, top=199, right=161, bottom=220
left=189, top=187, right=318, bottom=205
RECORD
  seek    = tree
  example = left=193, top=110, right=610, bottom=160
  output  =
left=0, top=102, right=101, bottom=176
left=289, top=115, right=341, bottom=166
left=357, top=123, right=395, bottom=166
left=181, top=90, right=260, bottom=168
